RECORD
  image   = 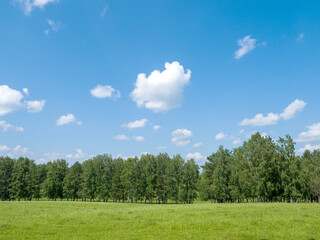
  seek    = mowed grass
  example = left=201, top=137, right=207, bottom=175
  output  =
left=0, top=201, right=319, bottom=240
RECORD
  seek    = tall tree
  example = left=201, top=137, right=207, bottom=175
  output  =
left=43, top=159, right=68, bottom=200
left=121, top=157, right=138, bottom=203
left=166, top=155, right=184, bottom=203
left=156, top=153, right=169, bottom=203
left=81, top=159, right=96, bottom=201
left=10, top=157, right=30, bottom=201
left=111, top=157, right=124, bottom=202
left=0, top=157, right=14, bottom=201
left=63, top=161, right=82, bottom=201
left=182, top=159, right=199, bottom=204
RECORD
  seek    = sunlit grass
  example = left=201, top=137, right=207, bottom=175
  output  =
left=0, top=201, right=319, bottom=239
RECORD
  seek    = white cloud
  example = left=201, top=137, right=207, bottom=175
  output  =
left=297, top=33, right=305, bottom=42
left=56, top=114, right=81, bottom=126
left=23, top=88, right=29, bottom=96
left=26, top=100, right=46, bottom=113
left=7, top=145, right=31, bottom=158
left=234, top=35, right=257, bottom=59
left=133, top=136, right=145, bottom=142
left=232, top=138, right=241, bottom=145
left=239, top=129, right=245, bottom=135
left=153, top=125, right=161, bottom=131
left=0, top=85, right=24, bottom=116
left=0, top=145, right=10, bottom=152
left=215, top=132, right=228, bottom=140
left=114, top=135, right=129, bottom=141
left=298, top=144, right=320, bottom=153
left=171, top=128, right=192, bottom=146
left=296, top=123, right=320, bottom=143
left=90, top=85, right=120, bottom=99
left=239, top=99, right=306, bottom=126
left=0, top=145, right=32, bottom=158
left=14, top=0, right=59, bottom=15
left=0, top=120, right=24, bottom=132
left=47, top=19, right=61, bottom=31
left=186, top=152, right=203, bottom=161
left=122, top=119, right=148, bottom=130
left=0, top=85, right=45, bottom=116
left=156, top=146, right=166, bottom=150
left=44, top=19, right=63, bottom=35
left=130, top=61, right=191, bottom=112
left=100, top=5, right=108, bottom=17
left=280, top=99, right=306, bottom=120
left=193, top=142, right=203, bottom=148
left=44, top=148, right=86, bottom=161
left=73, top=149, right=85, bottom=159
left=239, top=113, right=279, bottom=126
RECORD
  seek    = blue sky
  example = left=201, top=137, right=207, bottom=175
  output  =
left=1, top=0, right=320, bottom=164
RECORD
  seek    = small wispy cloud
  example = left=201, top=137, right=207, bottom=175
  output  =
left=101, top=5, right=108, bottom=17
left=90, top=85, right=121, bottom=99
left=133, top=136, right=145, bottom=142
left=215, top=132, right=228, bottom=141
left=153, top=125, right=161, bottom=131
left=114, top=135, right=130, bottom=141
left=234, top=35, right=257, bottom=59
left=56, top=114, right=81, bottom=126
left=14, top=0, right=59, bottom=15
left=297, top=33, right=305, bottom=42
left=192, top=142, right=203, bottom=148
left=44, top=19, right=63, bottom=36
left=0, top=120, right=24, bottom=132
left=122, top=119, right=148, bottom=130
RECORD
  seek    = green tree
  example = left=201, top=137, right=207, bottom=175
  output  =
left=0, top=157, right=14, bottom=201
left=121, top=157, right=138, bottom=203
left=166, top=155, right=184, bottom=203
left=43, top=159, right=68, bottom=200
left=182, top=159, right=199, bottom=204
left=81, top=159, right=96, bottom=201
left=63, top=162, right=82, bottom=200
left=10, top=157, right=31, bottom=200
left=111, top=157, right=124, bottom=202
left=156, top=153, right=169, bottom=203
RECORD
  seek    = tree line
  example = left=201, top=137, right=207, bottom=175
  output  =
left=199, top=133, right=320, bottom=203
left=0, top=153, right=199, bottom=204
left=0, top=133, right=320, bottom=204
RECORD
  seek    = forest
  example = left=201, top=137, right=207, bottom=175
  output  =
left=0, top=133, right=320, bottom=203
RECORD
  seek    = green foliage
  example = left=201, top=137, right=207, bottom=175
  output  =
left=200, top=133, right=320, bottom=203
left=1, top=132, right=320, bottom=204
left=43, top=159, right=68, bottom=200
left=0, top=157, right=14, bottom=201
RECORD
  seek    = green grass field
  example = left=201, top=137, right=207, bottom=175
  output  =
left=0, top=201, right=319, bottom=240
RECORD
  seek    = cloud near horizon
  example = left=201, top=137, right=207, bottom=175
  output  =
left=296, top=122, right=320, bottom=143
left=239, top=99, right=306, bottom=126
left=171, top=128, right=193, bottom=146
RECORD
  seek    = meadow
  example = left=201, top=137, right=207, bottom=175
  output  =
left=0, top=201, right=319, bottom=240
